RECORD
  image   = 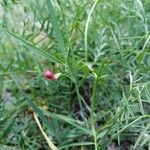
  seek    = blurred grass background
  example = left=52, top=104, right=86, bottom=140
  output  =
left=0, top=0, right=150, bottom=149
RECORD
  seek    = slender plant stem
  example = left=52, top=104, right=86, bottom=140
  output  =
left=84, top=0, right=99, bottom=61
left=90, top=74, right=98, bottom=150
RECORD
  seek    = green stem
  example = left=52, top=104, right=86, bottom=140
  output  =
left=90, top=74, right=98, bottom=150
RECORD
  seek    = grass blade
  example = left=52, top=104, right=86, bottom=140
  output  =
left=134, top=121, right=150, bottom=149
left=42, top=108, right=91, bottom=135
left=84, top=0, right=98, bottom=60
left=33, top=112, right=58, bottom=150
left=59, top=142, right=94, bottom=150
left=46, top=0, right=65, bottom=52
left=0, top=26, right=62, bottom=63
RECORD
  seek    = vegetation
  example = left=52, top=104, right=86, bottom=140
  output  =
left=0, top=0, right=150, bottom=149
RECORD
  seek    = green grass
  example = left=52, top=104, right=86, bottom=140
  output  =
left=0, top=0, right=150, bottom=149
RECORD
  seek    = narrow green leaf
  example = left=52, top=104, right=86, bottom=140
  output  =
left=134, top=121, right=150, bottom=149
left=42, top=108, right=92, bottom=135
left=46, top=0, right=65, bottom=52
left=59, top=142, right=94, bottom=150
left=122, top=92, right=135, bottom=117
left=112, top=117, right=142, bottom=138
left=0, top=26, right=62, bottom=63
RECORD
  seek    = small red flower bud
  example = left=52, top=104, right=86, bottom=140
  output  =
left=44, top=69, right=56, bottom=80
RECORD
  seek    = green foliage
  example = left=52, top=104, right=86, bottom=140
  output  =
left=0, top=0, right=150, bottom=149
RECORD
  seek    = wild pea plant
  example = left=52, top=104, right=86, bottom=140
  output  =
left=0, top=0, right=150, bottom=149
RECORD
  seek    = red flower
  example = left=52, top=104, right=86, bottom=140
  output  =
left=44, top=69, right=56, bottom=80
